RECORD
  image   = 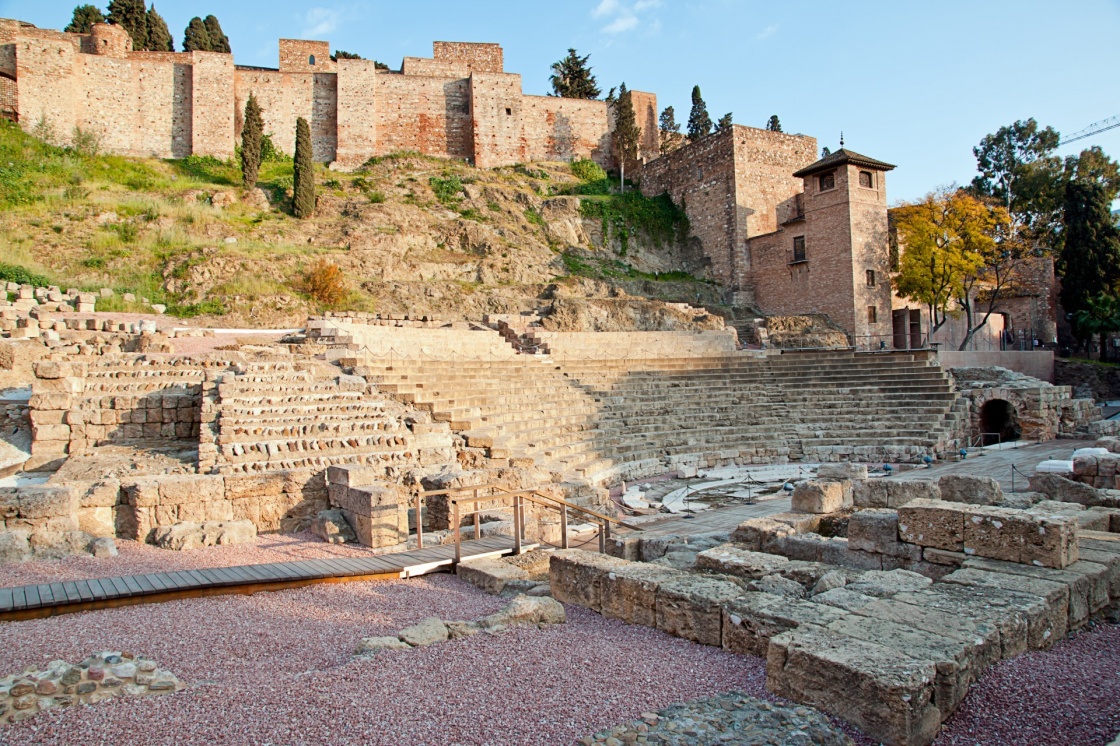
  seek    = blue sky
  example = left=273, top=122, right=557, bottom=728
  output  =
left=3, top=0, right=1118, bottom=204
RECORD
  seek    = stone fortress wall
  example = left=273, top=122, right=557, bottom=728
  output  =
left=0, top=19, right=652, bottom=170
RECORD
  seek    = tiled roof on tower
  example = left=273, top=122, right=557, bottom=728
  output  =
left=792, top=148, right=896, bottom=178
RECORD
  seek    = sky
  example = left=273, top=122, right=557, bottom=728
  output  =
left=2, top=0, right=1119, bottom=204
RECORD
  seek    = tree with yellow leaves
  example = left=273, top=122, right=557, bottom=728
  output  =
left=892, top=188, right=1021, bottom=350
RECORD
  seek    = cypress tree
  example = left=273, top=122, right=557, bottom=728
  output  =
left=1058, top=178, right=1120, bottom=335
left=611, top=83, right=640, bottom=193
left=659, top=105, right=682, bottom=154
left=686, top=85, right=712, bottom=142
left=292, top=117, right=316, bottom=218
left=766, top=115, right=782, bottom=132
left=145, top=4, right=174, bottom=52
left=65, top=5, right=105, bottom=34
left=182, top=17, right=210, bottom=52
left=203, top=15, right=231, bottom=53
left=241, top=93, right=263, bottom=188
left=107, top=0, right=148, bottom=51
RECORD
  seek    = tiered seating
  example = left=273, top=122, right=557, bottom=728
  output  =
left=207, top=361, right=449, bottom=474
left=353, top=349, right=964, bottom=486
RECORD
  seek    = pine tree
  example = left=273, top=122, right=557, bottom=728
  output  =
left=658, top=105, right=682, bottom=154
left=293, top=117, right=316, bottom=218
left=203, top=15, right=230, bottom=53
left=715, top=112, right=733, bottom=134
left=686, top=85, right=711, bottom=142
left=1058, top=178, right=1120, bottom=338
left=549, top=48, right=601, bottom=99
left=821, top=146, right=831, bottom=158
left=182, top=17, right=210, bottom=52
left=331, top=50, right=361, bottom=61
left=611, top=83, right=640, bottom=194
left=241, top=93, right=264, bottom=188
left=766, top=115, right=782, bottom=132
left=107, top=0, right=148, bottom=51
left=145, top=4, right=173, bottom=52
left=65, top=5, right=105, bottom=34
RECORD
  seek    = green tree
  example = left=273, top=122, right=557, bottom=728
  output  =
left=240, top=92, right=263, bottom=188
left=821, top=146, right=831, bottom=158
left=107, top=0, right=148, bottom=50
left=549, top=48, right=601, bottom=99
left=766, top=115, right=782, bottom=132
left=65, top=5, right=105, bottom=33
left=292, top=117, right=316, bottom=218
left=611, top=83, right=640, bottom=194
left=686, top=85, right=711, bottom=142
left=1072, top=294, right=1120, bottom=361
left=1064, top=145, right=1120, bottom=202
left=203, top=15, right=230, bottom=53
left=145, top=4, right=173, bottom=52
left=658, top=105, right=682, bottom=154
left=331, top=50, right=361, bottom=61
left=970, top=118, right=1063, bottom=250
left=182, top=17, right=210, bottom=52
left=1058, top=178, right=1120, bottom=344
left=715, top=112, right=733, bottom=134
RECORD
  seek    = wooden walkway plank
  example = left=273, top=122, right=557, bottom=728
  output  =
left=0, top=587, right=12, bottom=612
left=74, top=580, right=94, bottom=602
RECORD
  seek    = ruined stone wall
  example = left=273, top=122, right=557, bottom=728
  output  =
left=234, top=69, right=337, bottom=161
left=374, top=72, right=473, bottom=160
left=637, top=130, right=737, bottom=283
left=520, top=95, right=611, bottom=166
left=434, top=41, right=503, bottom=73
left=470, top=72, right=523, bottom=169
left=189, top=51, right=234, bottom=159
left=998, top=256, right=1059, bottom=344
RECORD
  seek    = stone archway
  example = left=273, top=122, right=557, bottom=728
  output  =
left=978, top=398, right=1021, bottom=444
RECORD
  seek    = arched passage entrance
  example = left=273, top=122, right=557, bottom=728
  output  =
left=978, top=398, right=1021, bottom=444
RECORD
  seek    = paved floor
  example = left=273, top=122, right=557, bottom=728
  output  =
left=623, top=495, right=792, bottom=538
left=893, top=440, right=1078, bottom=491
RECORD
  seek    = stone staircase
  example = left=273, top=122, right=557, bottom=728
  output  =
left=350, top=350, right=964, bottom=486
left=202, top=361, right=453, bottom=475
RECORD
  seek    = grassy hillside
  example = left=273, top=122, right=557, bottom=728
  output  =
left=0, top=121, right=718, bottom=326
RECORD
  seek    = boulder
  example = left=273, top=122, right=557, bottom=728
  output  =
left=310, top=509, right=357, bottom=545
left=1028, top=473, right=1114, bottom=507
left=356, top=636, right=411, bottom=654
left=476, top=594, right=566, bottom=630
left=456, top=557, right=530, bottom=595
left=88, top=536, right=118, bottom=558
left=398, top=617, right=449, bottom=647
left=938, top=475, right=1003, bottom=506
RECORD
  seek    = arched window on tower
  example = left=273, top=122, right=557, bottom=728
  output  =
left=309, top=54, right=316, bottom=65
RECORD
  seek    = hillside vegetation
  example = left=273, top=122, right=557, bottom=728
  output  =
left=0, top=121, right=720, bottom=327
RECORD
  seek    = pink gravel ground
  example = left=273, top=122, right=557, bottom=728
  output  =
left=0, top=539, right=1118, bottom=745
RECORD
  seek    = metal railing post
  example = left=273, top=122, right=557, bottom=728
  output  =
left=453, top=499, right=461, bottom=565
left=560, top=504, right=569, bottom=549
left=473, top=486, right=481, bottom=540
left=415, top=489, right=423, bottom=549
left=513, top=493, right=523, bottom=555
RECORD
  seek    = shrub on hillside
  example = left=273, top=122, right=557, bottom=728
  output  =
left=300, top=259, right=347, bottom=307
left=571, top=158, right=607, bottom=183
left=0, top=263, right=50, bottom=288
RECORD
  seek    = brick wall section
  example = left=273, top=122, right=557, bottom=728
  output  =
left=374, top=73, right=473, bottom=159
left=89, top=23, right=131, bottom=57
left=334, top=60, right=380, bottom=167
left=190, top=51, right=234, bottom=159
left=77, top=53, right=133, bottom=153
left=628, top=90, right=659, bottom=162
left=845, top=163, right=895, bottom=340
left=434, top=41, right=503, bottom=73
left=997, top=256, right=1059, bottom=344
left=15, top=35, right=77, bottom=141
left=279, top=39, right=333, bottom=73
left=0, top=75, right=15, bottom=120
left=471, top=72, right=524, bottom=168
left=134, top=57, right=192, bottom=158
left=520, top=95, right=611, bottom=166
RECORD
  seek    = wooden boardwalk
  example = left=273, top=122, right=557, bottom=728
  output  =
left=0, top=536, right=534, bottom=622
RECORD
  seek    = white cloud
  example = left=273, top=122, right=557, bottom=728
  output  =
left=754, top=24, right=778, bottom=41
left=301, top=7, right=339, bottom=39
left=592, top=0, right=661, bottom=34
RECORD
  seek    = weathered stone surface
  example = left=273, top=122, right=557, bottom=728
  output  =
left=1028, top=473, right=1111, bottom=507
left=853, top=479, right=940, bottom=509
left=818, top=463, right=868, bottom=481
left=722, top=592, right=850, bottom=657
left=847, top=509, right=904, bottom=555
left=309, top=509, right=356, bottom=545
left=748, top=574, right=807, bottom=599
left=792, top=480, right=845, bottom=514
left=398, top=617, right=449, bottom=647
left=898, top=499, right=967, bottom=551
left=151, top=520, right=257, bottom=551
left=766, top=626, right=942, bottom=746
left=88, top=536, right=118, bottom=558
left=600, top=563, right=682, bottom=627
left=356, top=636, right=411, bottom=654
left=655, top=575, right=743, bottom=646
left=17, top=486, right=79, bottom=519
left=938, top=475, right=1003, bottom=505
left=456, top=557, right=529, bottom=595
left=476, top=594, right=566, bottom=629
left=1022, top=514, right=1079, bottom=569
left=892, top=585, right=1037, bottom=659
left=0, top=529, right=31, bottom=563
left=844, top=570, right=932, bottom=598
left=548, top=550, right=630, bottom=612
left=695, top=545, right=789, bottom=579
left=812, top=569, right=848, bottom=596
left=963, top=557, right=1109, bottom=628
left=729, top=518, right=794, bottom=552
left=941, top=568, right=1069, bottom=649
left=961, top=506, right=1031, bottom=563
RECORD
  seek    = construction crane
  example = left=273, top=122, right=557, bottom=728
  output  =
left=1060, top=115, right=1120, bottom=147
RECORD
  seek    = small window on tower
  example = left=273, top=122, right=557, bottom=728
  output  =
left=309, top=55, right=316, bottom=65
left=792, top=236, right=806, bottom=263
left=505, top=107, right=512, bottom=115
left=866, top=269, right=876, bottom=287
left=859, top=170, right=874, bottom=188
left=867, top=305, right=877, bottom=324
left=819, top=171, right=835, bottom=191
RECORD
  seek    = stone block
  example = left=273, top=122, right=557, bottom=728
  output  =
left=897, top=499, right=967, bottom=551
left=847, top=509, right=901, bottom=554
left=766, top=626, right=942, bottom=746
left=600, top=563, right=682, bottom=627
left=817, top=463, right=868, bottom=481
left=791, top=480, right=845, bottom=514
left=548, top=550, right=631, bottom=612
left=844, top=569, right=932, bottom=599
left=961, top=506, right=1031, bottom=563
left=1022, top=515, right=1079, bottom=569
left=326, top=464, right=386, bottom=488
left=18, top=486, right=79, bottom=519
left=964, top=556, right=1109, bottom=628
left=34, top=360, right=73, bottom=379
left=767, top=511, right=822, bottom=533
left=77, top=507, right=115, bottom=537
left=224, top=473, right=286, bottom=499
left=853, top=479, right=940, bottom=509
left=722, top=592, right=850, bottom=658
left=695, top=544, right=790, bottom=579
left=940, top=568, right=1069, bottom=649
left=159, top=475, right=223, bottom=505
left=31, top=423, right=70, bottom=442
left=456, top=557, right=529, bottom=595
left=730, top=518, right=795, bottom=552
left=938, top=475, right=1003, bottom=506
left=655, top=575, right=743, bottom=646
left=122, top=479, right=161, bottom=508
left=1028, top=473, right=1105, bottom=507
